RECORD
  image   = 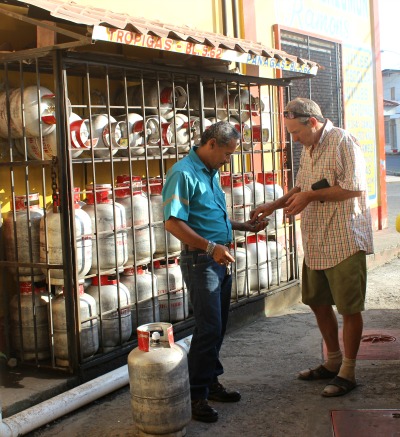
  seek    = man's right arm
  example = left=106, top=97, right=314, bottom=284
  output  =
left=249, top=186, right=300, bottom=222
left=165, top=216, right=209, bottom=251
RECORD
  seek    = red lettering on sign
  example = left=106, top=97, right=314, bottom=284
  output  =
left=186, top=43, right=192, bottom=54
left=164, top=39, right=172, bottom=50
left=116, top=30, right=124, bottom=43
left=154, top=37, right=163, bottom=49
left=107, top=28, right=117, bottom=40
left=147, top=36, right=154, bottom=48
left=134, top=33, right=142, bottom=45
left=124, top=32, right=133, bottom=45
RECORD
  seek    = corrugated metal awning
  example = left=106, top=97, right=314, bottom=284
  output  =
left=10, top=0, right=318, bottom=76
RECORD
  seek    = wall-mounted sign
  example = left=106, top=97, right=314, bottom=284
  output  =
left=92, top=25, right=318, bottom=76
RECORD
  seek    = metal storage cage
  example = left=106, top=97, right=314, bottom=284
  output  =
left=0, top=47, right=301, bottom=375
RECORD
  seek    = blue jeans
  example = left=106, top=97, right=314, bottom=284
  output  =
left=180, top=250, right=232, bottom=400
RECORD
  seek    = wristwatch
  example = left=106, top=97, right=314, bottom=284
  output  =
left=206, top=240, right=217, bottom=256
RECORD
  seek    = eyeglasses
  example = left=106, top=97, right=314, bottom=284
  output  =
left=283, top=111, right=313, bottom=119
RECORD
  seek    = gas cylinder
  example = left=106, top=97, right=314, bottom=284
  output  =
left=228, top=89, right=264, bottom=122
left=0, top=86, right=57, bottom=139
left=231, top=122, right=269, bottom=151
left=144, top=178, right=181, bottom=255
left=14, top=112, right=86, bottom=160
left=40, top=188, right=92, bottom=285
left=115, top=113, right=145, bottom=157
left=82, top=184, right=128, bottom=274
left=245, top=173, right=265, bottom=209
left=187, top=117, right=212, bottom=146
left=115, top=178, right=155, bottom=265
left=69, top=112, right=91, bottom=154
left=221, top=173, right=252, bottom=209
left=143, top=116, right=170, bottom=156
left=3, top=193, right=44, bottom=281
left=153, top=258, right=188, bottom=323
left=221, top=173, right=252, bottom=237
left=9, top=281, right=50, bottom=360
left=128, top=323, right=191, bottom=437
left=165, top=114, right=209, bottom=154
left=190, top=85, right=230, bottom=120
left=246, top=235, right=272, bottom=290
left=80, top=114, right=120, bottom=158
left=52, top=283, right=99, bottom=366
left=86, top=275, right=132, bottom=351
left=121, top=266, right=160, bottom=328
left=117, top=82, right=187, bottom=120
left=268, top=240, right=283, bottom=286
left=230, top=246, right=249, bottom=299
left=257, top=172, right=284, bottom=234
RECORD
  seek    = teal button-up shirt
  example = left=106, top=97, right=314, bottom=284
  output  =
left=162, top=147, right=232, bottom=244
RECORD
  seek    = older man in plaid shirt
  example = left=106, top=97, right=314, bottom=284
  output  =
left=250, top=97, right=373, bottom=397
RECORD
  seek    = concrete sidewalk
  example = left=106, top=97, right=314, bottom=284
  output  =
left=1, top=177, right=400, bottom=426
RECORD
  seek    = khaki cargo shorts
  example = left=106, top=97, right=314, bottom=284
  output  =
left=302, top=251, right=367, bottom=315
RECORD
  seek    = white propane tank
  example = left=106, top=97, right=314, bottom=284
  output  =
left=168, top=114, right=191, bottom=154
left=231, top=122, right=269, bottom=151
left=83, top=184, right=128, bottom=274
left=257, top=172, right=284, bottom=234
left=4, top=193, right=44, bottom=281
left=190, top=85, right=230, bottom=120
left=9, top=281, right=50, bottom=360
left=0, top=86, right=56, bottom=138
left=128, top=323, right=191, bottom=437
left=52, top=283, right=99, bottom=366
left=84, top=114, right=121, bottom=158
left=144, top=116, right=170, bottom=156
left=246, top=235, right=272, bottom=291
left=121, top=266, right=160, bottom=329
left=267, top=240, right=283, bottom=286
left=145, top=178, right=181, bottom=256
left=187, top=117, right=212, bottom=146
left=230, top=246, right=249, bottom=299
left=118, top=82, right=187, bottom=120
left=115, top=113, right=145, bottom=157
left=115, top=176, right=155, bottom=265
left=221, top=173, right=252, bottom=238
left=69, top=112, right=91, bottom=155
left=14, top=112, right=86, bottom=160
left=228, top=89, right=264, bottom=122
left=244, top=173, right=265, bottom=209
left=39, top=188, right=92, bottom=285
left=153, top=258, right=188, bottom=323
left=86, top=275, right=132, bottom=351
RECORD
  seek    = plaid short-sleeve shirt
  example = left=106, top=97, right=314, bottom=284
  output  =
left=295, top=120, right=374, bottom=270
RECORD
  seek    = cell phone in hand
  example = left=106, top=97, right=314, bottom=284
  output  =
left=311, top=178, right=330, bottom=191
left=311, top=178, right=330, bottom=203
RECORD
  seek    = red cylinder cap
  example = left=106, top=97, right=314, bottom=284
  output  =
left=123, top=267, right=135, bottom=276
left=73, top=187, right=81, bottom=204
left=91, top=275, right=117, bottom=286
left=257, top=172, right=276, bottom=185
left=15, top=193, right=40, bottom=211
left=19, top=282, right=34, bottom=294
left=246, top=234, right=263, bottom=244
left=86, top=185, right=111, bottom=204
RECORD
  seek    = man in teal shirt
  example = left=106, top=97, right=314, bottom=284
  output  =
left=163, top=121, right=267, bottom=423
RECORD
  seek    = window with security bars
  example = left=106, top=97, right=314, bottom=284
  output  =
left=280, top=30, right=343, bottom=177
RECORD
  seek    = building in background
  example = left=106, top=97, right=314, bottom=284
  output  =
left=383, top=69, right=400, bottom=153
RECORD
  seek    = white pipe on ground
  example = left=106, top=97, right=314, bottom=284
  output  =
left=0, top=365, right=129, bottom=437
left=0, top=336, right=192, bottom=436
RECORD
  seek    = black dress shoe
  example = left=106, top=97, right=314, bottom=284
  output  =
left=191, top=399, right=218, bottom=423
left=208, top=382, right=241, bottom=402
